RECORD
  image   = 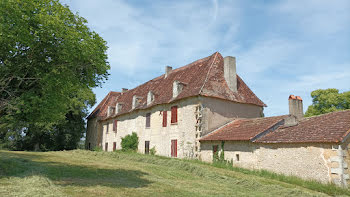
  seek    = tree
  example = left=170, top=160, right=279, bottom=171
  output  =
left=305, top=89, right=350, bottom=117
left=0, top=0, right=109, bottom=150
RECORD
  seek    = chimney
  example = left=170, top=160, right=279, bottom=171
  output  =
left=289, top=95, right=304, bottom=119
left=122, top=88, right=128, bottom=93
left=224, top=56, right=237, bottom=92
left=165, top=66, right=172, bottom=78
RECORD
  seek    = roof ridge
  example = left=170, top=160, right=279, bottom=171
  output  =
left=237, top=115, right=289, bottom=121
left=117, top=54, right=214, bottom=94
left=199, top=52, right=219, bottom=94
left=301, top=109, right=350, bottom=121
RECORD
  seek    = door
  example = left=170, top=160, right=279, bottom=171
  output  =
left=105, top=142, right=108, bottom=151
left=113, top=142, right=116, bottom=151
left=171, top=140, right=177, bottom=157
left=145, top=141, right=150, bottom=154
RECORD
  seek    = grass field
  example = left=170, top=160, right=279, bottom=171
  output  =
left=0, top=150, right=349, bottom=197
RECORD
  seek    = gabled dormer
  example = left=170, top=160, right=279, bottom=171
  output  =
left=107, top=106, right=115, bottom=117
left=147, top=91, right=155, bottom=105
left=115, top=102, right=123, bottom=114
left=173, top=80, right=185, bottom=98
left=132, top=95, right=142, bottom=109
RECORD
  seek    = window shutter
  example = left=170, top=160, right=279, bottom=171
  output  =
left=171, top=106, right=178, bottom=123
left=146, top=113, right=151, bottom=128
left=113, top=142, right=116, bottom=151
left=113, top=120, right=117, bottom=132
left=163, top=111, right=167, bottom=127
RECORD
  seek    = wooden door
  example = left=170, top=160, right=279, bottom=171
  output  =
left=171, top=140, right=177, bottom=157
left=105, top=142, right=108, bottom=151
left=113, top=142, right=116, bottom=151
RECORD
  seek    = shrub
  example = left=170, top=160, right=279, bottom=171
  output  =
left=150, top=147, right=156, bottom=155
left=92, top=146, right=102, bottom=152
left=121, top=132, right=139, bottom=151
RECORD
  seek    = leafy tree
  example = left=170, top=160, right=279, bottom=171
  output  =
left=305, top=89, right=350, bottom=117
left=0, top=0, right=109, bottom=150
left=121, top=132, right=139, bottom=151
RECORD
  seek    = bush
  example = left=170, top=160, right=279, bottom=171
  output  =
left=121, top=132, right=139, bottom=151
left=150, top=147, right=156, bottom=155
left=92, top=146, right=102, bottom=152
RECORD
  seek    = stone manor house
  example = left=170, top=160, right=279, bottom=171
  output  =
left=86, top=52, right=350, bottom=187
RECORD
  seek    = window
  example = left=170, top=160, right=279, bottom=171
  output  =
left=106, top=123, right=109, bottom=134
left=146, top=113, right=151, bottom=128
left=162, top=111, right=167, bottom=127
left=113, top=142, right=116, bottom=151
left=171, top=139, right=177, bottom=157
left=105, top=143, right=108, bottom=151
left=213, top=145, right=218, bottom=154
left=171, top=106, right=178, bottom=124
left=213, top=145, right=218, bottom=160
left=236, top=154, right=240, bottom=161
left=113, top=120, right=117, bottom=132
left=145, top=141, right=150, bottom=154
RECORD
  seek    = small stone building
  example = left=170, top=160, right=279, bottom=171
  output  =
left=200, top=97, right=350, bottom=187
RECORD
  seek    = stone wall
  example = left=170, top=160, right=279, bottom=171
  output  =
left=200, top=141, right=337, bottom=184
left=85, top=117, right=102, bottom=149
left=200, top=96, right=263, bottom=136
left=100, top=97, right=200, bottom=158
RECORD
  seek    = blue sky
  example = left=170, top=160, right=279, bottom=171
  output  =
left=60, top=0, right=350, bottom=117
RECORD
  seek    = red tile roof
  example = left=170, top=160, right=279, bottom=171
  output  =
left=200, top=115, right=287, bottom=141
left=255, top=110, right=350, bottom=143
left=87, top=91, right=121, bottom=119
left=88, top=52, right=266, bottom=120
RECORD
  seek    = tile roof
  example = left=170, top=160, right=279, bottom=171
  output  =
left=87, top=91, right=121, bottom=119
left=200, top=115, right=287, bottom=141
left=88, top=52, right=266, bottom=120
left=255, top=110, right=350, bottom=143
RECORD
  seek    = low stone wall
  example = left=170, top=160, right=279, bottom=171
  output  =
left=200, top=141, right=344, bottom=185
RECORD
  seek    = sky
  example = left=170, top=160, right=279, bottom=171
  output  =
left=60, top=0, right=350, bottom=117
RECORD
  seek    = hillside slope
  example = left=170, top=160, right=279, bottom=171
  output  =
left=0, top=150, right=346, bottom=197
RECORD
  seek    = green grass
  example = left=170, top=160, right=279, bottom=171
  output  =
left=0, top=150, right=348, bottom=197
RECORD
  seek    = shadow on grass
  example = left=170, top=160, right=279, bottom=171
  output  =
left=0, top=151, right=152, bottom=188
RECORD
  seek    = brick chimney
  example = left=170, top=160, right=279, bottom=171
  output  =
left=165, top=66, right=172, bottom=78
left=289, top=95, right=303, bottom=119
left=224, top=56, right=237, bottom=92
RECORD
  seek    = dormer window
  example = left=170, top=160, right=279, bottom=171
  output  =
left=132, top=95, right=142, bottom=109
left=107, top=106, right=115, bottom=117
left=147, top=91, right=155, bottom=105
left=115, top=102, right=123, bottom=114
left=173, top=80, right=184, bottom=98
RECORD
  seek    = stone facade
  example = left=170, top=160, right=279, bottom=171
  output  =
left=87, top=96, right=263, bottom=158
left=200, top=140, right=350, bottom=186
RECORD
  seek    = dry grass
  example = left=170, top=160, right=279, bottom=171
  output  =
left=0, top=150, right=346, bottom=197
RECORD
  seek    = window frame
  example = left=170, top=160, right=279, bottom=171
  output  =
left=162, top=111, right=167, bottom=127
left=113, top=119, right=118, bottom=132
left=146, top=113, right=151, bottom=128
left=171, top=106, right=178, bottom=124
